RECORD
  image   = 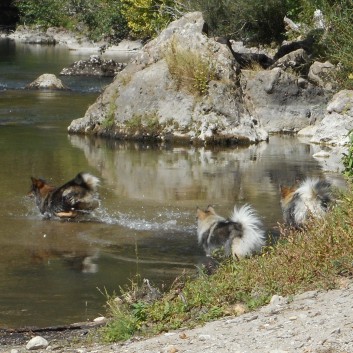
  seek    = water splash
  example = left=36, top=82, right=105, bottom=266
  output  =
left=21, top=195, right=195, bottom=233
left=92, top=206, right=194, bottom=233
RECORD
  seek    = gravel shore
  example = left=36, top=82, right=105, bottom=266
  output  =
left=1, top=279, right=353, bottom=353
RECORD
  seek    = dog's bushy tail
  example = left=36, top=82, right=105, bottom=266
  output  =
left=230, top=204, right=266, bottom=258
left=76, top=172, right=100, bottom=191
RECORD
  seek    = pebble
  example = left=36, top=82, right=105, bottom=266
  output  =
left=93, top=316, right=107, bottom=324
left=25, top=336, right=49, bottom=350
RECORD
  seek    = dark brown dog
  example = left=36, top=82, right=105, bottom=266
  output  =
left=29, top=172, right=100, bottom=219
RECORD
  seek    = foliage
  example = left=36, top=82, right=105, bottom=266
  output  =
left=181, top=0, right=352, bottom=88
left=164, top=37, right=217, bottom=96
left=101, top=185, right=353, bottom=342
left=101, top=304, right=140, bottom=341
left=73, top=0, right=129, bottom=43
left=15, top=0, right=70, bottom=27
left=181, top=0, right=290, bottom=44
left=120, top=0, right=184, bottom=39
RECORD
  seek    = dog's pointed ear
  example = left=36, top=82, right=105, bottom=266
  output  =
left=280, top=185, right=294, bottom=198
left=31, top=177, right=44, bottom=189
left=197, top=206, right=210, bottom=220
left=206, top=205, right=216, bottom=214
left=196, top=207, right=203, bottom=218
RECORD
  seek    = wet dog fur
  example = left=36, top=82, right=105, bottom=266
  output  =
left=280, top=177, right=332, bottom=228
left=196, top=204, right=266, bottom=259
left=29, top=172, right=100, bottom=219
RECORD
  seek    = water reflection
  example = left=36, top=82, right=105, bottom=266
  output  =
left=68, top=134, right=327, bottom=228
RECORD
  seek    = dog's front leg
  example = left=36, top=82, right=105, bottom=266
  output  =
left=55, top=211, right=78, bottom=218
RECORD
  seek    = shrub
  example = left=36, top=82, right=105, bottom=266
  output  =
left=321, top=0, right=353, bottom=89
left=182, top=0, right=290, bottom=44
left=15, top=0, right=70, bottom=27
left=72, top=0, right=129, bottom=43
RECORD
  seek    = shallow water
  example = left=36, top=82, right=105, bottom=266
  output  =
left=0, top=38, right=341, bottom=328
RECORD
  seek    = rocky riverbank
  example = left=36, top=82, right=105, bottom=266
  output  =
left=66, top=12, right=353, bottom=149
left=1, top=279, right=353, bottom=353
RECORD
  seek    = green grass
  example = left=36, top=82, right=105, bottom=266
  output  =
left=100, top=183, right=353, bottom=343
left=124, top=114, right=162, bottom=135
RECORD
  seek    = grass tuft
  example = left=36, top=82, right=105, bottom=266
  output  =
left=164, top=37, right=217, bottom=96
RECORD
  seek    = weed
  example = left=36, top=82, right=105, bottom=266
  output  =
left=164, top=37, right=217, bottom=96
left=124, top=114, right=162, bottom=135
left=102, top=91, right=118, bottom=129
left=101, top=310, right=138, bottom=342
left=125, top=115, right=142, bottom=130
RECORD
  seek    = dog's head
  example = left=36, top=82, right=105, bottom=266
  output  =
left=196, top=205, right=217, bottom=221
left=29, top=177, right=55, bottom=200
left=279, top=185, right=296, bottom=205
left=196, top=205, right=223, bottom=233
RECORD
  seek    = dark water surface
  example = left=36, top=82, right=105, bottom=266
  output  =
left=0, top=38, right=336, bottom=328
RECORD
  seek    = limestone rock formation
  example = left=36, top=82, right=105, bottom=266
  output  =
left=67, top=12, right=332, bottom=145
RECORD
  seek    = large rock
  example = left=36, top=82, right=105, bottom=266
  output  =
left=26, top=73, right=68, bottom=90
left=68, top=12, right=267, bottom=144
left=67, top=12, right=331, bottom=144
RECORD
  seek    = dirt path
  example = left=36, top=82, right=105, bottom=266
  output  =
left=1, top=281, right=353, bottom=353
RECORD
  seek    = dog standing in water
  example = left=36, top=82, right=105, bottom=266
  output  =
left=280, top=177, right=332, bottom=228
left=29, top=172, right=100, bottom=219
left=196, top=204, right=266, bottom=259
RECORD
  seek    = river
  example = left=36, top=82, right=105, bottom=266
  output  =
left=0, top=38, right=342, bottom=329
